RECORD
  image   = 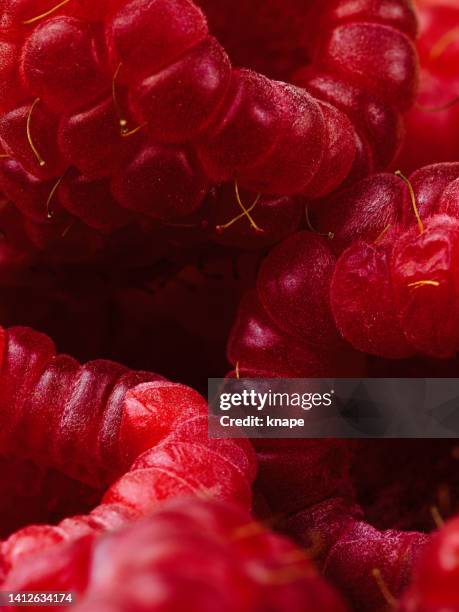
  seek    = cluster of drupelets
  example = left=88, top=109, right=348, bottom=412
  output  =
left=0, top=0, right=459, bottom=610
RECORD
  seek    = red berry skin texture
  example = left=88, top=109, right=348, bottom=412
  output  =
left=302, top=71, right=405, bottom=172
left=199, top=72, right=330, bottom=195
left=0, top=103, right=65, bottom=180
left=111, top=144, right=208, bottom=220
left=398, top=0, right=459, bottom=173
left=4, top=499, right=350, bottom=612
left=331, top=240, right=415, bottom=359
left=391, top=214, right=459, bottom=358
left=20, top=17, right=109, bottom=114
left=105, top=0, right=208, bottom=83
left=257, top=231, right=340, bottom=347
left=312, top=173, right=405, bottom=254
left=303, top=101, right=357, bottom=199
left=287, top=497, right=429, bottom=612
left=401, top=516, right=459, bottom=612
left=0, top=325, right=256, bottom=579
left=329, top=163, right=459, bottom=360
left=227, top=290, right=365, bottom=379
left=400, top=163, right=459, bottom=225
left=319, top=22, right=418, bottom=110
left=58, top=98, right=143, bottom=180
left=227, top=228, right=366, bottom=379
left=58, top=171, right=132, bottom=232
left=130, top=36, right=232, bottom=143
left=0, top=0, right=419, bottom=250
left=196, top=69, right=285, bottom=183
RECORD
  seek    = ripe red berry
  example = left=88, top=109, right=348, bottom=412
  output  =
left=3, top=498, right=350, bottom=612
left=0, top=325, right=256, bottom=579
left=398, top=0, right=459, bottom=172
left=401, top=515, right=459, bottom=611
left=287, top=496, right=429, bottom=612
left=256, top=231, right=341, bottom=347
left=227, top=231, right=366, bottom=378
left=329, top=163, right=459, bottom=359
left=0, top=0, right=418, bottom=254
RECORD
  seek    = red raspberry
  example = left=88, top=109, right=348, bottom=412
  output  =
left=398, top=0, right=459, bottom=172
left=286, top=497, right=429, bottom=612
left=284, top=438, right=459, bottom=610
left=328, top=162, right=459, bottom=359
left=3, top=498, right=350, bottom=612
left=0, top=325, right=256, bottom=581
left=0, top=0, right=418, bottom=253
left=227, top=232, right=366, bottom=378
left=401, top=515, right=459, bottom=611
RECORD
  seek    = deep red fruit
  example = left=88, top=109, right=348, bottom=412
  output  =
left=331, top=237, right=415, bottom=359
left=328, top=163, right=459, bottom=360
left=401, top=515, right=459, bottom=611
left=257, top=231, right=341, bottom=347
left=398, top=0, right=459, bottom=172
left=205, top=183, right=303, bottom=250
left=0, top=0, right=418, bottom=255
left=286, top=437, right=459, bottom=611
left=3, top=498, right=350, bottom=612
left=286, top=497, right=429, bottom=612
left=227, top=231, right=366, bottom=378
left=0, top=325, right=256, bottom=581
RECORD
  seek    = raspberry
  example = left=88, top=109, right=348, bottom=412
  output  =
left=309, top=173, right=405, bottom=253
left=0, top=325, right=256, bottom=580
left=286, top=497, right=428, bottom=612
left=227, top=232, right=366, bottom=378
left=0, top=0, right=418, bottom=252
left=256, top=232, right=341, bottom=347
left=398, top=0, right=459, bottom=172
left=21, top=17, right=109, bottom=114
left=329, top=163, right=459, bottom=359
left=205, top=183, right=303, bottom=250
left=4, top=498, right=350, bottom=612
left=284, top=440, right=459, bottom=610
left=401, top=515, right=459, bottom=611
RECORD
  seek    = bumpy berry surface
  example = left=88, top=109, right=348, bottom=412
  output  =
left=0, top=325, right=256, bottom=582
left=286, top=496, right=428, bottom=612
left=3, top=498, right=349, bottom=612
left=227, top=230, right=366, bottom=378
left=401, top=515, right=459, bottom=611
left=282, top=437, right=459, bottom=611
left=0, top=0, right=418, bottom=257
left=323, top=162, right=459, bottom=360
left=398, top=0, right=459, bottom=172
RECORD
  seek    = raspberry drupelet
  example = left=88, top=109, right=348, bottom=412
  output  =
left=398, top=0, right=459, bottom=172
left=324, top=162, right=459, bottom=360
left=401, top=514, right=459, bottom=611
left=0, top=0, right=418, bottom=252
left=0, top=324, right=256, bottom=583
left=3, top=498, right=350, bottom=612
left=230, top=162, right=459, bottom=364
